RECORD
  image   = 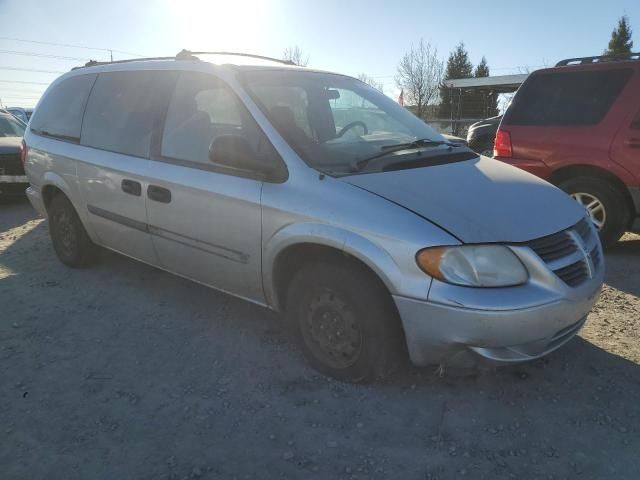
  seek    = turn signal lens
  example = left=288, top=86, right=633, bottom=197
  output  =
left=416, top=247, right=447, bottom=280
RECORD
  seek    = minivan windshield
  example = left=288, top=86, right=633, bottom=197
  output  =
left=242, top=70, right=451, bottom=175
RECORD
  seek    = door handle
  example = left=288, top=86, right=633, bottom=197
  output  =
left=625, top=138, right=640, bottom=148
left=147, top=185, right=172, bottom=203
left=121, top=179, right=142, bottom=196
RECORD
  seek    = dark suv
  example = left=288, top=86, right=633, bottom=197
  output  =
left=466, top=115, right=501, bottom=156
left=0, top=111, right=27, bottom=196
left=494, top=53, right=640, bottom=247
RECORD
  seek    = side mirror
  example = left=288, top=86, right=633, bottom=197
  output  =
left=208, top=134, right=275, bottom=177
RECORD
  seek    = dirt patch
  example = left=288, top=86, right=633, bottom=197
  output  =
left=2, top=199, right=639, bottom=479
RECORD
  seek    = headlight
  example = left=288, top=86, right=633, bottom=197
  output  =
left=416, top=245, right=528, bottom=287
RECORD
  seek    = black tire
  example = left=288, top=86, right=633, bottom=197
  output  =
left=48, top=194, right=98, bottom=267
left=284, top=259, right=405, bottom=383
left=558, top=176, right=630, bottom=249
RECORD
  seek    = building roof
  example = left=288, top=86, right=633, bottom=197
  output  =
left=442, top=74, right=529, bottom=92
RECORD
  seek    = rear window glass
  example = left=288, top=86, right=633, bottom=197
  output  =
left=81, top=70, right=176, bottom=158
left=30, top=74, right=96, bottom=140
left=0, top=114, right=26, bottom=137
left=504, top=68, right=632, bottom=127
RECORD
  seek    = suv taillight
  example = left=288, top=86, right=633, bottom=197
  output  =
left=19, top=139, right=27, bottom=165
left=494, top=129, right=512, bottom=158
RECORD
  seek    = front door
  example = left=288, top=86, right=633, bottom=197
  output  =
left=145, top=71, right=276, bottom=303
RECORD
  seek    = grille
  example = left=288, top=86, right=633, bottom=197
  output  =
left=574, top=217, right=592, bottom=243
left=554, top=260, right=589, bottom=287
left=0, top=153, right=24, bottom=176
left=525, top=218, right=599, bottom=287
left=527, top=230, right=576, bottom=262
left=590, top=246, right=601, bottom=268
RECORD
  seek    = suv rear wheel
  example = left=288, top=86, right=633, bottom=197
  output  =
left=285, top=260, right=404, bottom=383
left=48, top=195, right=98, bottom=267
left=558, top=176, right=629, bottom=248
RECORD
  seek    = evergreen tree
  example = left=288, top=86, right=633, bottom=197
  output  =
left=445, top=42, right=473, bottom=79
left=474, top=57, right=490, bottom=78
left=471, top=57, right=498, bottom=119
left=605, top=15, right=633, bottom=55
left=439, top=43, right=473, bottom=121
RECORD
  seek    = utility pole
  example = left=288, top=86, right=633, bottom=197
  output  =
left=110, top=50, right=113, bottom=62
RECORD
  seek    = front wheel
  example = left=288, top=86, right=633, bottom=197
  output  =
left=285, top=260, right=405, bottom=383
left=558, top=176, right=630, bottom=248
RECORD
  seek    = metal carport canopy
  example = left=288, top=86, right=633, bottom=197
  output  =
left=442, top=74, right=529, bottom=93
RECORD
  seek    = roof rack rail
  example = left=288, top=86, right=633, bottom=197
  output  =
left=183, top=50, right=296, bottom=66
left=71, top=49, right=295, bottom=71
left=556, top=52, right=639, bottom=66
left=72, top=54, right=182, bottom=70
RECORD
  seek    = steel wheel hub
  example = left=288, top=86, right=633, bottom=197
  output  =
left=570, top=192, right=606, bottom=230
left=304, top=290, right=362, bottom=369
left=55, top=211, right=76, bottom=255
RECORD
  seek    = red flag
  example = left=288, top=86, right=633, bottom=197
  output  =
left=398, top=89, right=404, bottom=106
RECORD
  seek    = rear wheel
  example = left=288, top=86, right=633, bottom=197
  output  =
left=284, top=260, right=404, bottom=383
left=558, top=176, right=630, bottom=248
left=48, top=195, right=98, bottom=267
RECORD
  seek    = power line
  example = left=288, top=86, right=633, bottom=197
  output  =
left=0, top=36, right=146, bottom=58
left=0, top=49, right=89, bottom=61
left=0, top=88, right=45, bottom=93
left=0, top=66, right=65, bottom=74
left=0, top=79, right=50, bottom=85
left=1, top=96, right=42, bottom=99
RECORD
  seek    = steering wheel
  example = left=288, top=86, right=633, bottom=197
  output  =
left=337, top=121, right=368, bottom=138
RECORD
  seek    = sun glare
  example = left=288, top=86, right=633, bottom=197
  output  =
left=167, top=0, right=270, bottom=53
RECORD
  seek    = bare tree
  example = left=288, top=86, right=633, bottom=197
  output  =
left=395, top=39, right=444, bottom=118
left=282, top=46, right=309, bottom=66
left=357, top=73, right=384, bottom=93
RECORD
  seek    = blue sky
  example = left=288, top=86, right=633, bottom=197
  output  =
left=0, top=0, right=638, bottom=107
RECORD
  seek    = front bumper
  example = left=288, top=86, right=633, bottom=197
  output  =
left=395, top=280, right=601, bottom=367
left=394, top=220, right=604, bottom=367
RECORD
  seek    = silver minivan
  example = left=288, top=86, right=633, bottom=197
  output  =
left=24, top=51, right=604, bottom=382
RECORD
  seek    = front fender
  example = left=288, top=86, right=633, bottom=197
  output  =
left=262, top=222, right=428, bottom=310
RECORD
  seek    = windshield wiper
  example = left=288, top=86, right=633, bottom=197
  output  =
left=354, top=139, right=458, bottom=171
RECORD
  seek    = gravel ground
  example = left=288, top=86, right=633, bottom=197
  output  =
left=1, top=197, right=640, bottom=480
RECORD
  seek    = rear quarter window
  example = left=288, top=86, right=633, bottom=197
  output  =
left=504, top=68, right=633, bottom=127
left=30, top=74, right=97, bottom=141
left=81, top=70, right=177, bottom=158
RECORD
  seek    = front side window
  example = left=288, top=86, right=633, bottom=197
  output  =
left=504, top=68, right=633, bottom=127
left=30, top=74, right=96, bottom=141
left=161, top=72, right=278, bottom=171
left=0, top=114, right=26, bottom=137
left=82, top=70, right=177, bottom=157
left=242, top=70, right=446, bottom=175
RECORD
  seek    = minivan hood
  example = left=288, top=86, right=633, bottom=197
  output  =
left=342, top=156, right=585, bottom=243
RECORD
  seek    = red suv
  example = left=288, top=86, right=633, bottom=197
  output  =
left=494, top=53, right=640, bottom=247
